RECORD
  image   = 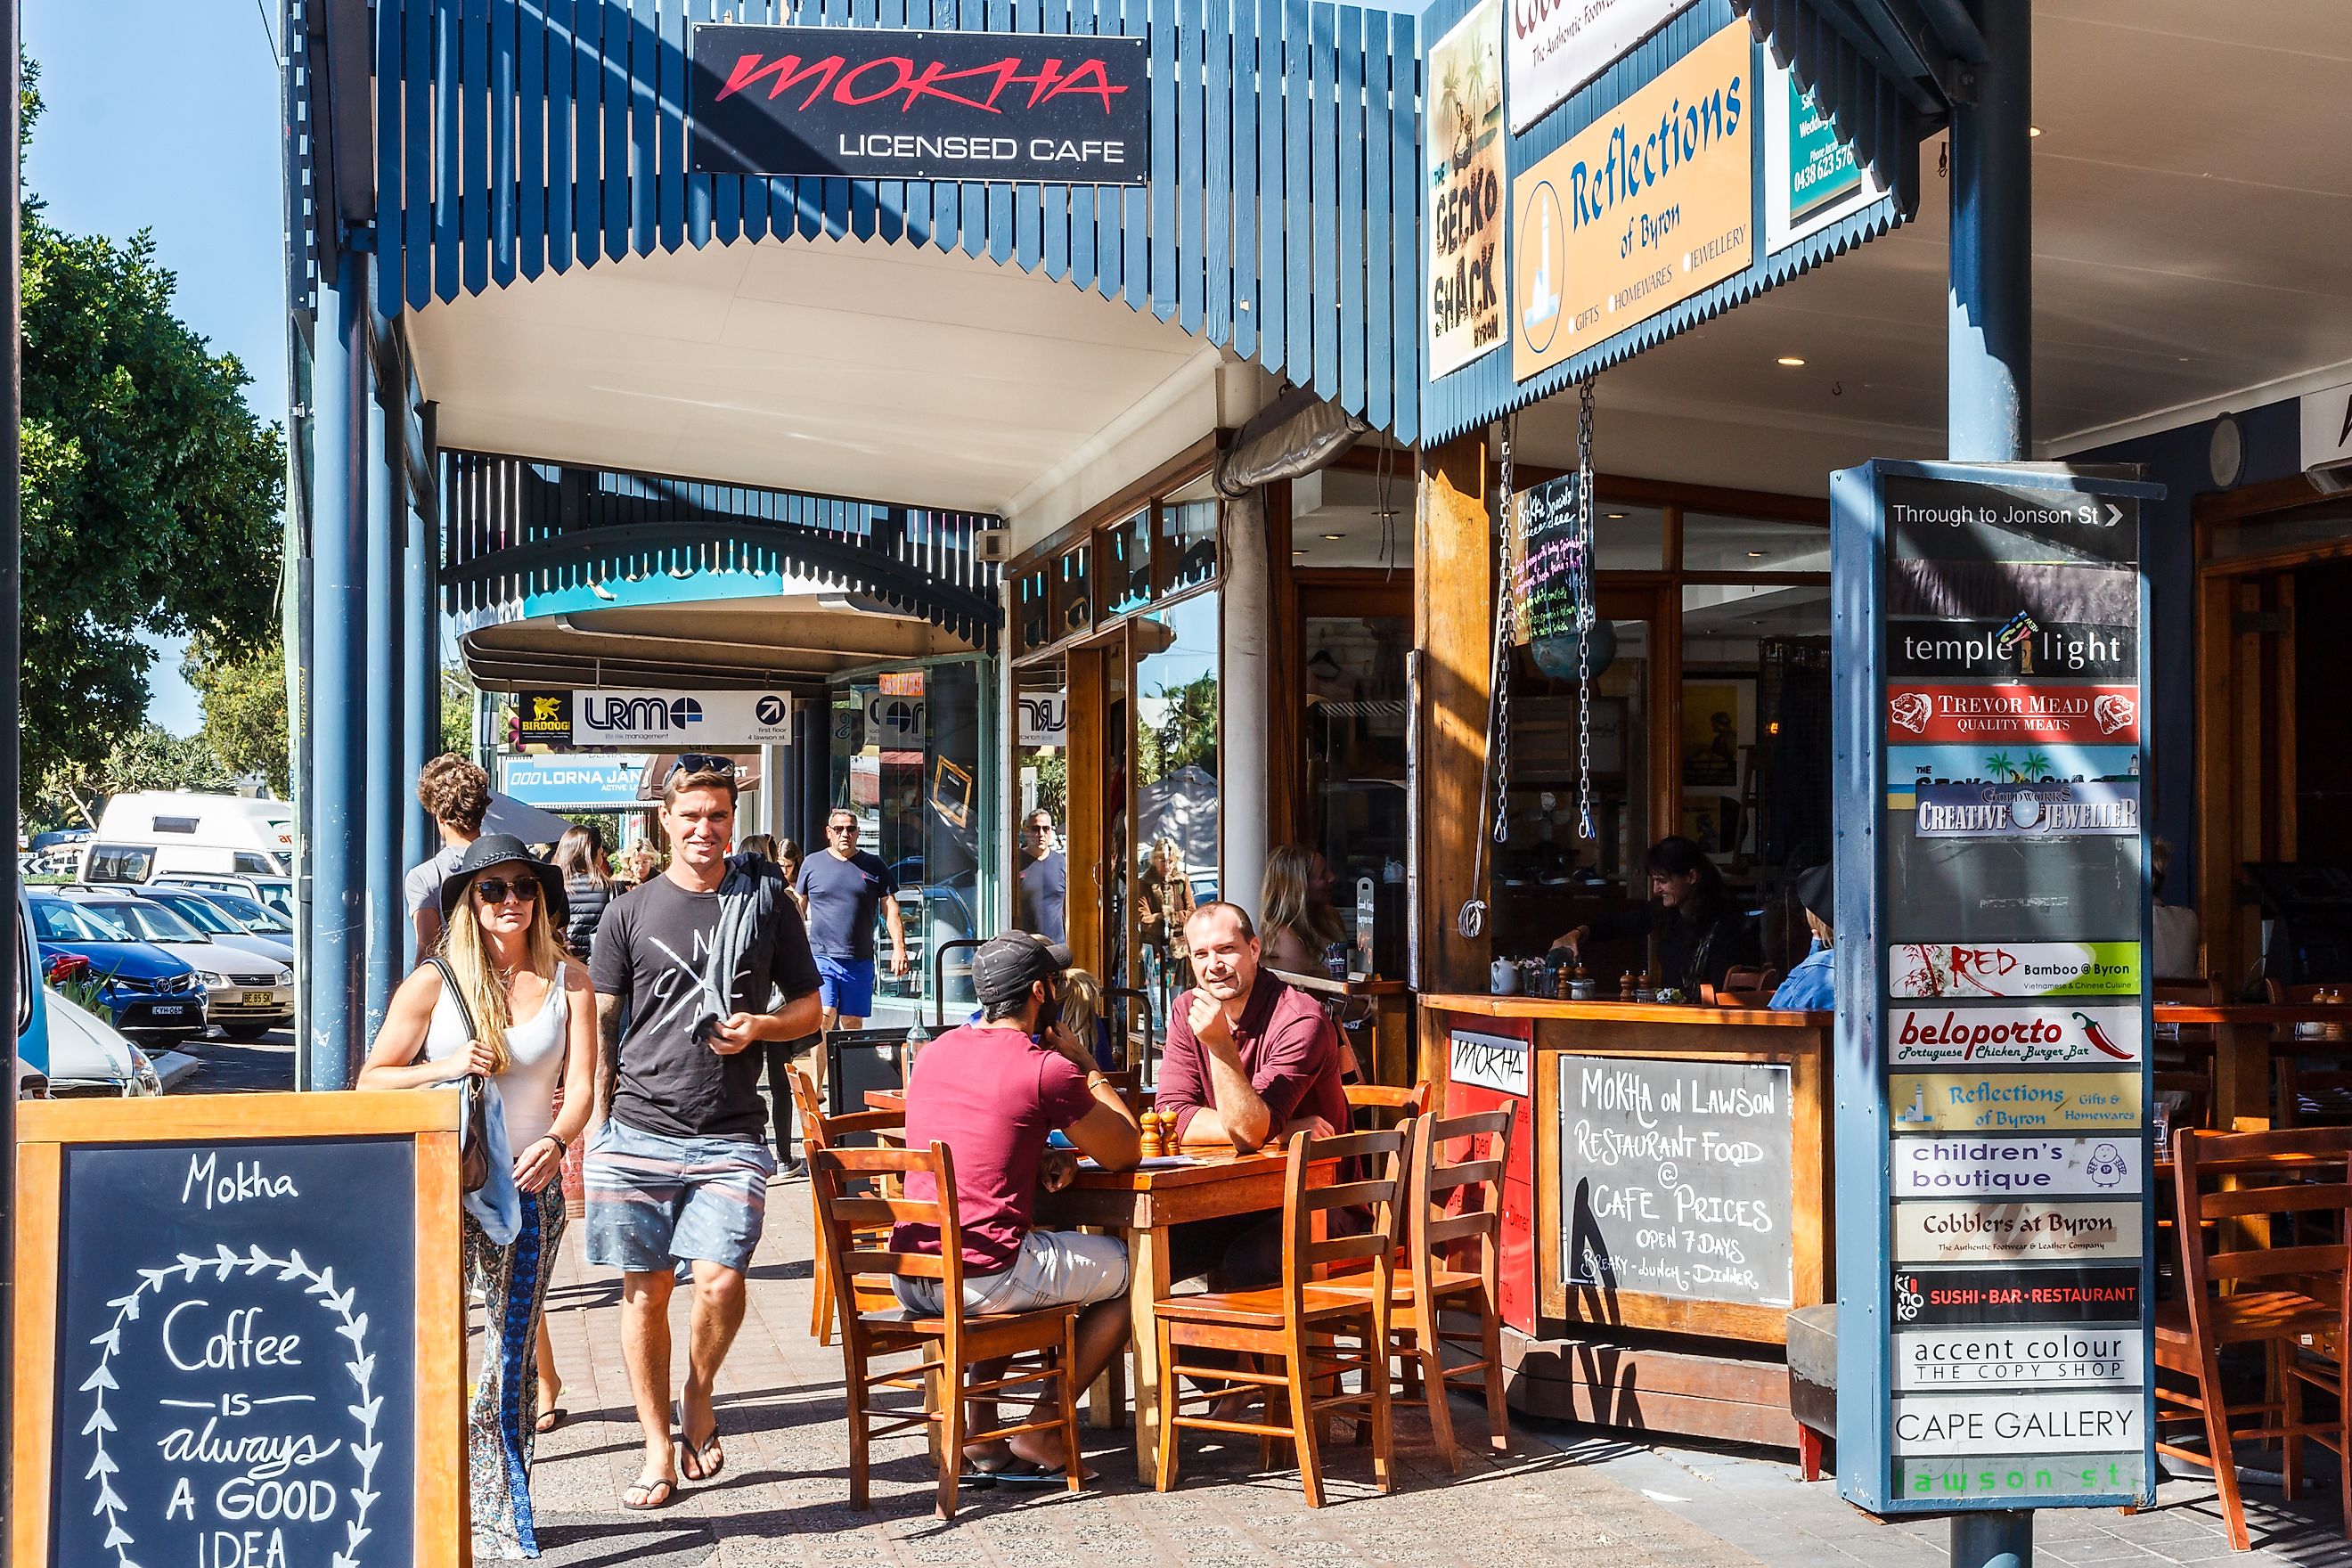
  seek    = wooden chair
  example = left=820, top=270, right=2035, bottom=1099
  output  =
left=790, top=1066, right=904, bottom=1346
left=2278, top=1061, right=2352, bottom=1130
left=1344, top=1081, right=1432, bottom=1131
left=809, top=1141, right=1087, bottom=1521
left=1151, top=1125, right=1408, bottom=1507
left=1332, top=1105, right=1516, bottom=1473
left=1722, top=965, right=1766, bottom=993
left=2156, top=1126, right=2352, bottom=1551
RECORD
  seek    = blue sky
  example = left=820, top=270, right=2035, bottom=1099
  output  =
left=28, top=2, right=287, bottom=736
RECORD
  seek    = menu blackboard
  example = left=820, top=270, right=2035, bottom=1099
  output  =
left=11, top=1093, right=461, bottom=1568
left=1557, top=1053, right=1795, bottom=1309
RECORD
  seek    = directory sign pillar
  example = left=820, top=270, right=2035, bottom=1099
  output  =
left=1830, top=460, right=2164, bottom=1517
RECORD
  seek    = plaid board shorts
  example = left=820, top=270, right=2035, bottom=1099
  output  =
left=582, top=1116, right=776, bottom=1274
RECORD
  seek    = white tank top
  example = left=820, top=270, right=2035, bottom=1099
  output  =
left=422, top=962, right=571, bottom=1151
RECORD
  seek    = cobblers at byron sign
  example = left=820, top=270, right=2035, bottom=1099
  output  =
left=690, top=24, right=1149, bottom=184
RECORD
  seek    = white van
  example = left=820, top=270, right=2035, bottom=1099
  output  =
left=82, top=792, right=297, bottom=885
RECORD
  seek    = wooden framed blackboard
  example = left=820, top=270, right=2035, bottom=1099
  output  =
left=11, top=1091, right=465, bottom=1568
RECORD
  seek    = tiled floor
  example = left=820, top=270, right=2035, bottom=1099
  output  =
left=503, top=1182, right=2352, bottom=1566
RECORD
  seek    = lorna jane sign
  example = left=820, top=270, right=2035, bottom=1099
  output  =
left=690, top=24, right=1149, bottom=184
left=1832, top=461, right=2159, bottom=1515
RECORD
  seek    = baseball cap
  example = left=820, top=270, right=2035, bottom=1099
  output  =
left=971, top=931, right=1074, bottom=1008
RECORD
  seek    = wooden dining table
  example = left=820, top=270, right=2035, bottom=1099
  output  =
left=862, top=1088, right=1293, bottom=1485
left=2157, top=1002, right=2352, bottom=1131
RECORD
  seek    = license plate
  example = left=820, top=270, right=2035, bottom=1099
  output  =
left=149, top=1004, right=188, bottom=1018
left=243, top=991, right=274, bottom=1006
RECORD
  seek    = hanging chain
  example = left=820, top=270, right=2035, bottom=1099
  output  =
left=1492, top=417, right=1517, bottom=848
left=1574, top=379, right=1597, bottom=840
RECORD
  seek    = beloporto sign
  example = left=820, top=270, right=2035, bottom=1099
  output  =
left=690, top=23, right=1150, bottom=185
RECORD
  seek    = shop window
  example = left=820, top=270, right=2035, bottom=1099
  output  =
left=1156, top=496, right=1219, bottom=597
left=1683, top=514, right=1831, bottom=573
left=1304, top=614, right=1411, bottom=975
left=1591, top=504, right=1666, bottom=570
left=1050, top=543, right=1093, bottom=642
left=1133, top=591, right=1220, bottom=1032
left=1102, top=507, right=1154, bottom=618
left=1015, top=658, right=1070, bottom=943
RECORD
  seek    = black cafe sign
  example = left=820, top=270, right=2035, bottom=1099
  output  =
left=690, top=23, right=1151, bottom=186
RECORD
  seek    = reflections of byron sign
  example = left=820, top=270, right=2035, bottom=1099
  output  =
left=1426, top=0, right=1509, bottom=377
left=690, top=24, right=1149, bottom=184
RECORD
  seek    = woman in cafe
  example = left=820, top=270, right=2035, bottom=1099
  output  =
left=1138, top=837, right=1196, bottom=1008
left=360, top=836, right=598, bottom=1558
left=1553, top=835, right=1760, bottom=997
left=1259, top=843, right=1346, bottom=976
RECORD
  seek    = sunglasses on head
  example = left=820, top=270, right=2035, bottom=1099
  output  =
left=472, top=877, right=541, bottom=904
left=665, top=754, right=738, bottom=783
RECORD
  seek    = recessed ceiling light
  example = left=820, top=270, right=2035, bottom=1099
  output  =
left=1321, top=533, right=1345, bottom=541
left=1747, top=551, right=1767, bottom=558
left=1776, top=355, right=1806, bottom=367
left=2029, top=126, right=2043, bottom=138
left=1605, top=511, right=1627, bottom=520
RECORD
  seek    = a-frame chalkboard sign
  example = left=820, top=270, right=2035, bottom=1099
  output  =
left=11, top=1090, right=466, bottom=1568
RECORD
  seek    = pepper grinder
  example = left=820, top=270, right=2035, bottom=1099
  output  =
left=1139, top=1114, right=1165, bottom=1160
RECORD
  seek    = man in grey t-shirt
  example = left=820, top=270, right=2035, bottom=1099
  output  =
left=404, top=755, right=488, bottom=965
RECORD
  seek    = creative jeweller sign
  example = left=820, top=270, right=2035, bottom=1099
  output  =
left=1831, top=461, right=2162, bottom=1516
left=690, top=24, right=1150, bottom=185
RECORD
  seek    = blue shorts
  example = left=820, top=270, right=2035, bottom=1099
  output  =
left=582, top=1117, right=775, bottom=1275
left=816, top=954, right=877, bottom=1017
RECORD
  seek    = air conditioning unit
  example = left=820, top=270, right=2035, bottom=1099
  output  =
left=973, top=527, right=1011, bottom=563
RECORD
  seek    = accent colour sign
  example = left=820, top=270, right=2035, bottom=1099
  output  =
left=1891, top=1200, right=2142, bottom=1266
left=1894, top=1326, right=2145, bottom=1389
left=1886, top=1003, right=2143, bottom=1067
left=1427, top=0, right=1510, bottom=377
left=1505, top=0, right=1697, bottom=135
left=1511, top=20, right=1752, bottom=384
left=688, top=24, right=1150, bottom=185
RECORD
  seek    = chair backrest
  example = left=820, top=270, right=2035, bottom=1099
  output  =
left=808, top=1141, right=969, bottom=1335
left=1407, top=1105, right=1516, bottom=1298
left=2171, top=1127, right=2352, bottom=1319
left=2156, top=977, right=2224, bottom=1007
left=1278, top=1124, right=1409, bottom=1321
left=1722, top=965, right=1766, bottom=992
left=2276, top=1061, right=2352, bottom=1130
left=1344, top=1080, right=1432, bottom=1130
left=789, top=1064, right=905, bottom=1151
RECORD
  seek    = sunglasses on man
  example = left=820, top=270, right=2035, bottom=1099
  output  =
left=472, top=877, right=541, bottom=905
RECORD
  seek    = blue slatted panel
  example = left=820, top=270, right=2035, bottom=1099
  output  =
left=1253, top=0, right=1282, bottom=368
left=1387, top=8, right=1416, bottom=443
left=491, top=0, right=518, bottom=287
left=404, top=0, right=435, bottom=305
left=1119, top=0, right=1147, bottom=305
left=874, top=0, right=910, bottom=244
left=573, top=0, right=600, bottom=262
left=1012, top=0, right=1042, bottom=270
left=462, top=0, right=491, bottom=294
left=1040, top=0, right=1073, bottom=281
left=985, top=0, right=1016, bottom=263
left=1173, top=0, right=1200, bottom=332
left=1228, top=0, right=1254, bottom=358
left=519, top=0, right=547, bottom=280
left=1201, top=0, right=1229, bottom=345
left=1281, top=0, right=1308, bottom=379
left=1360, top=6, right=1386, bottom=429
left=959, top=0, right=990, bottom=259
left=659, top=0, right=688, bottom=252
left=848, top=0, right=880, bottom=242
left=377, top=0, right=404, bottom=315
left=629, top=0, right=659, bottom=257
left=1309, top=0, right=1335, bottom=398
left=600, top=0, right=631, bottom=260
left=1146, top=0, right=1175, bottom=319
left=1335, top=3, right=1361, bottom=413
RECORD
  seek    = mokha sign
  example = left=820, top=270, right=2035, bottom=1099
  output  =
left=690, top=24, right=1149, bottom=185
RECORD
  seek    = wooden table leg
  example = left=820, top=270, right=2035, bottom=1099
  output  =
left=1084, top=1224, right=1124, bottom=1429
left=1128, top=1222, right=1172, bottom=1486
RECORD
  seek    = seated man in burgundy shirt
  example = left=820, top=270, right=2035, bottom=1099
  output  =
left=892, top=931, right=1140, bottom=1474
left=1156, top=901, right=1352, bottom=1289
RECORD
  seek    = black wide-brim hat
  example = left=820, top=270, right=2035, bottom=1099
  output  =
left=439, top=832, right=569, bottom=926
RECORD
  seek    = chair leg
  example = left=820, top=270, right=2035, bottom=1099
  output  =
left=2198, top=1341, right=2253, bottom=1552
left=1422, top=1337, right=1460, bottom=1475
left=1368, top=1320, right=1396, bottom=1494
left=1797, top=1424, right=1824, bottom=1485
left=1478, top=1297, right=1511, bottom=1455
left=1288, top=1349, right=1326, bottom=1509
left=1058, top=1316, right=1085, bottom=1494
left=813, top=1248, right=836, bottom=1345
left=1155, top=1319, right=1181, bottom=1492
left=936, top=1354, right=964, bottom=1522
left=847, top=1357, right=872, bottom=1510
left=2275, top=1342, right=2303, bottom=1501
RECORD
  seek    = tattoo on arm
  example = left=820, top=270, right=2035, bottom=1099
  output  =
left=595, top=993, right=623, bottom=1118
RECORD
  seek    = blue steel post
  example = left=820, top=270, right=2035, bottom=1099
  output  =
left=1947, top=4, right=2033, bottom=1563
left=404, top=407, right=440, bottom=870
left=306, top=249, right=371, bottom=1090
left=363, top=373, right=399, bottom=1030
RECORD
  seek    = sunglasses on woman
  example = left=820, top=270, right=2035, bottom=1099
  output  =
left=472, top=877, right=541, bottom=904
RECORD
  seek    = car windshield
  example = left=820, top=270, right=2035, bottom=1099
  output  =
left=151, top=894, right=242, bottom=936
left=253, top=882, right=294, bottom=917
left=87, top=902, right=203, bottom=943
left=36, top=902, right=128, bottom=942
left=207, top=891, right=290, bottom=932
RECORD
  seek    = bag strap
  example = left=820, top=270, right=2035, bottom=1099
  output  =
left=424, top=955, right=480, bottom=1053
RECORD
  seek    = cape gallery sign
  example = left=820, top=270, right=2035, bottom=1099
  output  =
left=690, top=24, right=1150, bottom=184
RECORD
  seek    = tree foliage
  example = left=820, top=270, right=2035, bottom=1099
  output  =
left=186, top=635, right=291, bottom=796
left=20, top=68, right=284, bottom=790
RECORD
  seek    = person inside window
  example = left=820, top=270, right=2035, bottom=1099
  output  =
left=1553, top=835, right=1760, bottom=997
left=1770, top=864, right=1835, bottom=1011
left=1258, top=844, right=1345, bottom=977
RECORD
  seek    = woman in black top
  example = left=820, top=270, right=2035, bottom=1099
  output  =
left=552, top=824, right=615, bottom=961
left=1554, top=835, right=1760, bottom=995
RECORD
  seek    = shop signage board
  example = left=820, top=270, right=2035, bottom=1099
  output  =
left=1505, top=0, right=1696, bottom=135
left=1450, top=1029, right=1531, bottom=1098
left=497, top=754, right=657, bottom=810
left=1506, top=472, right=1584, bottom=645
left=8, top=1093, right=466, bottom=1568
left=571, top=689, right=796, bottom=747
left=1427, top=0, right=1510, bottom=377
left=1831, top=459, right=2161, bottom=1516
left=688, top=24, right=1150, bottom=185
left=1761, top=55, right=1885, bottom=253
left=514, top=690, right=573, bottom=745
left=1556, top=1054, right=1793, bottom=1309
left=1512, top=19, right=1752, bottom=384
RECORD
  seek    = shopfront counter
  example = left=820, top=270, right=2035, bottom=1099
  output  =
left=1419, top=994, right=1833, bottom=1448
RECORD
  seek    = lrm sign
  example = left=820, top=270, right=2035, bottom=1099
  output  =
left=690, top=24, right=1150, bottom=185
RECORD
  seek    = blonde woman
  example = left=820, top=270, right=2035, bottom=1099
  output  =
left=1137, top=838, right=1196, bottom=1007
left=362, top=835, right=597, bottom=1559
left=1260, top=843, right=1346, bottom=976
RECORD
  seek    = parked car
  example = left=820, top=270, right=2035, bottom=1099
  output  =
left=132, top=887, right=297, bottom=968
left=41, top=985, right=164, bottom=1097
left=150, top=871, right=296, bottom=919
left=61, top=893, right=293, bottom=1041
left=187, top=886, right=296, bottom=941
left=26, top=895, right=207, bottom=1041
left=81, top=789, right=294, bottom=884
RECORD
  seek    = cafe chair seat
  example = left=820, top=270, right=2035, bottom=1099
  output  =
left=1154, top=1283, right=1377, bottom=1327
left=2155, top=1291, right=2336, bottom=1347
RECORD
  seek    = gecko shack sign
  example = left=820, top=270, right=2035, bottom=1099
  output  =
left=9, top=1093, right=465, bottom=1568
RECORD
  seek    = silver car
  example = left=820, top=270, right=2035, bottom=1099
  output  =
left=63, top=894, right=293, bottom=1041
left=133, top=887, right=297, bottom=968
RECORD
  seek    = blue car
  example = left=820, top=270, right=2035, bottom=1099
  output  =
left=26, top=894, right=207, bottom=1041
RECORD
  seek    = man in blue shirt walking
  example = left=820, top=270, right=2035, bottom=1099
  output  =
left=796, top=807, right=910, bottom=1034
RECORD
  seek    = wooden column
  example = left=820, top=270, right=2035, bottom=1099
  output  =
left=1416, top=432, right=1494, bottom=999
left=1263, top=477, right=1301, bottom=853
left=1066, top=645, right=1106, bottom=978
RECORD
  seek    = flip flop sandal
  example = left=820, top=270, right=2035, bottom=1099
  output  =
left=620, top=1476, right=675, bottom=1512
left=968, top=1458, right=1088, bottom=1485
left=676, top=1415, right=725, bottom=1483
left=534, top=1407, right=568, bottom=1434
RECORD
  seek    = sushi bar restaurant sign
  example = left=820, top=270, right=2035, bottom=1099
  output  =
left=1512, top=18, right=1752, bottom=383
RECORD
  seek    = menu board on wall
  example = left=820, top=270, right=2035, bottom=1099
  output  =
left=1831, top=461, right=2160, bottom=1517
left=1556, top=1054, right=1794, bottom=1310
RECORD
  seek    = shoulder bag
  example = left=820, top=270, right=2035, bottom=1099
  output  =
left=425, top=956, right=494, bottom=1194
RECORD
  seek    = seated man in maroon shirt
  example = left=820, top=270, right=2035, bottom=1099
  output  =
left=892, top=931, right=1140, bottom=1474
left=1157, top=901, right=1352, bottom=1289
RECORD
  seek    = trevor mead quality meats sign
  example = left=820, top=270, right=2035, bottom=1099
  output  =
left=690, top=24, right=1149, bottom=185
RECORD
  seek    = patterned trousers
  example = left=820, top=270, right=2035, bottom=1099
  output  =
left=464, top=1182, right=568, bottom=1559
